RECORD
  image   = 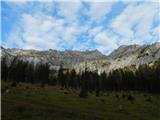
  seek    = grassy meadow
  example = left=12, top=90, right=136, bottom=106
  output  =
left=1, top=80, right=160, bottom=120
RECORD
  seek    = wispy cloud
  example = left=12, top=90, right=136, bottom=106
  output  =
left=2, top=1, right=160, bottom=55
left=57, top=1, right=82, bottom=22
left=86, top=2, right=114, bottom=23
left=110, top=2, right=159, bottom=44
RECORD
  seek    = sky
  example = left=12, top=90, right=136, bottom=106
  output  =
left=1, top=0, right=160, bottom=55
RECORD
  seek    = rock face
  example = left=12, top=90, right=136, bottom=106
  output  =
left=74, top=42, right=160, bottom=73
left=1, top=42, right=160, bottom=73
left=110, top=42, right=160, bottom=67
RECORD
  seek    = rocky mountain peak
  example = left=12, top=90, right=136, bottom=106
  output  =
left=92, top=49, right=102, bottom=54
left=108, top=44, right=141, bottom=59
left=151, top=42, right=160, bottom=49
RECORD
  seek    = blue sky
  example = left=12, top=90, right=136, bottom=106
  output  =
left=1, top=0, right=160, bottom=55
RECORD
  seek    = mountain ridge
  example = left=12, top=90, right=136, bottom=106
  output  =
left=1, top=42, right=160, bottom=73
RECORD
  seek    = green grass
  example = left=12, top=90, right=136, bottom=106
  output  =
left=1, top=81, right=160, bottom=120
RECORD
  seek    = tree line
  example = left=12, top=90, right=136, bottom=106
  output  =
left=1, top=57, right=49, bottom=87
left=1, top=56, right=160, bottom=95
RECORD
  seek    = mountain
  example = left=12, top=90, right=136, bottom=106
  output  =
left=1, top=47, right=106, bottom=70
left=110, top=42, right=160, bottom=66
left=73, top=42, right=160, bottom=73
left=1, top=42, right=160, bottom=73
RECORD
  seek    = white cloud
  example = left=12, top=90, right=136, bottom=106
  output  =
left=3, top=1, right=159, bottom=55
left=73, top=42, right=91, bottom=51
left=5, top=11, right=90, bottom=50
left=57, top=1, right=82, bottom=22
left=3, top=28, right=24, bottom=48
left=63, top=25, right=82, bottom=44
left=88, top=26, right=103, bottom=37
left=94, top=31, right=118, bottom=54
left=110, top=2, right=159, bottom=44
left=87, top=2, right=114, bottom=23
left=20, top=13, right=64, bottom=49
left=89, top=2, right=159, bottom=55
left=152, top=25, right=160, bottom=36
left=150, top=25, right=160, bottom=43
left=5, top=0, right=28, bottom=5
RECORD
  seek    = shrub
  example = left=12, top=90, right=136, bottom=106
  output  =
left=101, top=99, right=105, bottom=102
left=115, top=94, right=119, bottom=99
left=79, top=91, right=88, bottom=98
left=16, top=104, right=26, bottom=112
left=127, top=94, right=135, bottom=101
left=103, top=93, right=109, bottom=96
left=96, top=91, right=100, bottom=97
left=25, top=86, right=29, bottom=89
left=11, top=82, right=17, bottom=87
left=122, top=94, right=126, bottom=98
left=118, top=104, right=124, bottom=111
left=145, top=96, right=152, bottom=103
left=64, top=91, right=68, bottom=94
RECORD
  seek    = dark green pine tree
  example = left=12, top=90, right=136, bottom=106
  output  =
left=100, top=71, right=107, bottom=92
left=69, top=69, right=77, bottom=89
left=7, top=57, right=18, bottom=81
left=1, top=56, right=8, bottom=81
left=79, top=63, right=89, bottom=98
left=79, top=71, right=88, bottom=98
left=25, top=62, right=34, bottom=83
left=94, top=72, right=100, bottom=97
left=37, top=63, right=50, bottom=87
left=57, top=64, right=65, bottom=88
